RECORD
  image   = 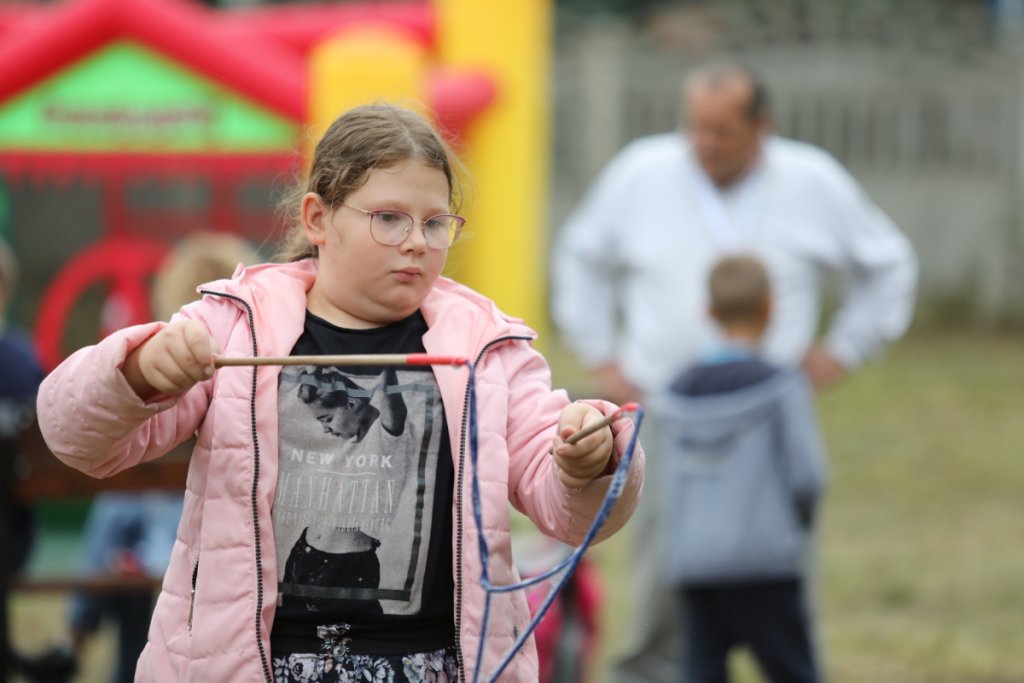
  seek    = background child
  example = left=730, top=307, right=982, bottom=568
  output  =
left=0, top=237, right=41, bottom=579
left=0, top=237, right=57, bottom=681
left=36, top=103, right=644, bottom=683
left=657, top=254, right=828, bottom=683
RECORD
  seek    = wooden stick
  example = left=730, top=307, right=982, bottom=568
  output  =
left=214, top=354, right=468, bottom=368
left=215, top=354, right=635, bottom=445
left=565, top=402, right=639, bottom=444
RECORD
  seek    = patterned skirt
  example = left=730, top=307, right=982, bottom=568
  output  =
left=272, top=623, right=458, bottom=683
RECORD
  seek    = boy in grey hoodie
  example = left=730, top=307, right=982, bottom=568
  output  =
left=657, top=254, right=828, bottom=683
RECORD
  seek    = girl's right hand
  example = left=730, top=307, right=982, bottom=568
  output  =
left=123, top=320, right=221, bottom=400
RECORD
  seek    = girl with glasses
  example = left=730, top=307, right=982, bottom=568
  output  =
left=36, top=103, right=645, bottom=683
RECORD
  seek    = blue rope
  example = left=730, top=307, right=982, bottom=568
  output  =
left=464, top=362, right=645, bottom=683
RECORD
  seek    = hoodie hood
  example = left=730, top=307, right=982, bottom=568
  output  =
left=654, top=369, right=802, bottom=449
left=656, top=366, right=824, bottom=585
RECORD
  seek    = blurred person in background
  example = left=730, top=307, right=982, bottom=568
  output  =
left=551, top=61, right=917, bottom=683
left=0, top=237, right=41, bottom=587
left=0, top=236, right=64, bottom=681
left=658, top=254, right=827, bottom=683
left=517, top=532, right=603, bottom=683
left=62, top=232, right=257, bottom=683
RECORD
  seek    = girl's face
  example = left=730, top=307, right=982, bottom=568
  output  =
left=303, top=160, right=451, bottom=329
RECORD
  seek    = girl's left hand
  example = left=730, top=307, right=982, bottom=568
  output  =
left=550, top=403, right=614, bottom=490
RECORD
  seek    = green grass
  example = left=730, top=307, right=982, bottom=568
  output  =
left=579, top=331, right=1024, bottom=683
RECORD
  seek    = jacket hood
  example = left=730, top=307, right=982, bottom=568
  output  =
left=191, top=259, right=317, bottom=360
left=195, top=258, right=317, bottom=302
left=654, top=370, right=801, bottom=447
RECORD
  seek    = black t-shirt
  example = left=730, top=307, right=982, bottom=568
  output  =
left=271, top=310, right=455, bottom=655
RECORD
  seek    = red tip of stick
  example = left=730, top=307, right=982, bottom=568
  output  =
left=620, top=402, right=639, bottom=412
left=406, top=354, right=469, bottom=366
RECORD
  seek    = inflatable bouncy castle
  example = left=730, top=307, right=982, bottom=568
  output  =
left=0, top=0, right=550, bottom=369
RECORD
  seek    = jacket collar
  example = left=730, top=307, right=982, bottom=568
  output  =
left=421, top=276, right=536, bottom=361
left=196, top=258, right=315, bottom=358
left=197, top=258, right=535, bottom=359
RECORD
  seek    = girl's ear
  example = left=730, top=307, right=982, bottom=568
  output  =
left=302, top=193, right=328, bottom=247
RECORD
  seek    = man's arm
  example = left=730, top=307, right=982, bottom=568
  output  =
left=802, top=344, right=847, bottom=391
left=591, top=361, right=641, bottom=406
left=817, top=158, right=918, bottom=374
left=550, top=150, right=637, bottom=375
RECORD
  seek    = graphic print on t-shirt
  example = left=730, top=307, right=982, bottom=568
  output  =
left=274, top=364, right=444, bottom=618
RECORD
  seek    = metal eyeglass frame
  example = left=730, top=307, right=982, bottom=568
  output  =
left=341, top=203, right=465, bottom=250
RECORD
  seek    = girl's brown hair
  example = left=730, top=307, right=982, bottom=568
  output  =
left=276, top=103, right=463, bottom=262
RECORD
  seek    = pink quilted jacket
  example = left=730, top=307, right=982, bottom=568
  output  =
left=37, top=259, right=644, bottom=682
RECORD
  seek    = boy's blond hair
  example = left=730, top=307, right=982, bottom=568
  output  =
left=708, top=254, right=771, bottom=325
left=152, top=233, right=257, bottom=320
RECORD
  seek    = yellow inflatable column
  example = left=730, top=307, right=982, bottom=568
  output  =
left=308, top=27, right=429, bottom=152
left=435, top=0, right=552, bottom=336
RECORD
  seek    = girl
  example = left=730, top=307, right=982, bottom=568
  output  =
left=36, top=104, right=644, bottom=683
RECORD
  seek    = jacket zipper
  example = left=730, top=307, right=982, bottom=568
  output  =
left=198, top=291, right=532, bottom=682
left=454, top=334, right=533, bottom=682
left=199, top=289, right=272, bottom=683
left=188, top=557, right=199, bottom=631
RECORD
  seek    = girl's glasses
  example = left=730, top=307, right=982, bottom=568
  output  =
left=341, top=204, right=465, bottom=250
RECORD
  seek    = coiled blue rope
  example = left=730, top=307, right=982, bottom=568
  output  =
left=464, top=362, right=644, bottom=682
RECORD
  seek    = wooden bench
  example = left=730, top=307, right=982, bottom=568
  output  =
left=5, top=419, right=189, bottom=593
left=1, top=417, right=187, bottom=679
left=13, top=419, right=189, bottom=501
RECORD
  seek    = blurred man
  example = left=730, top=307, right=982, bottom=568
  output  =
left=551, top=62, right=917, bottom=683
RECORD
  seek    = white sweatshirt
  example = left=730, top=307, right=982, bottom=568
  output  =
left=551, top=133, right=918, bottom=393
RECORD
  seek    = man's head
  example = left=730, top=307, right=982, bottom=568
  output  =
left=682, top=63, right=770, bottom=187
left=707, top=253, right=772, bottom=340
